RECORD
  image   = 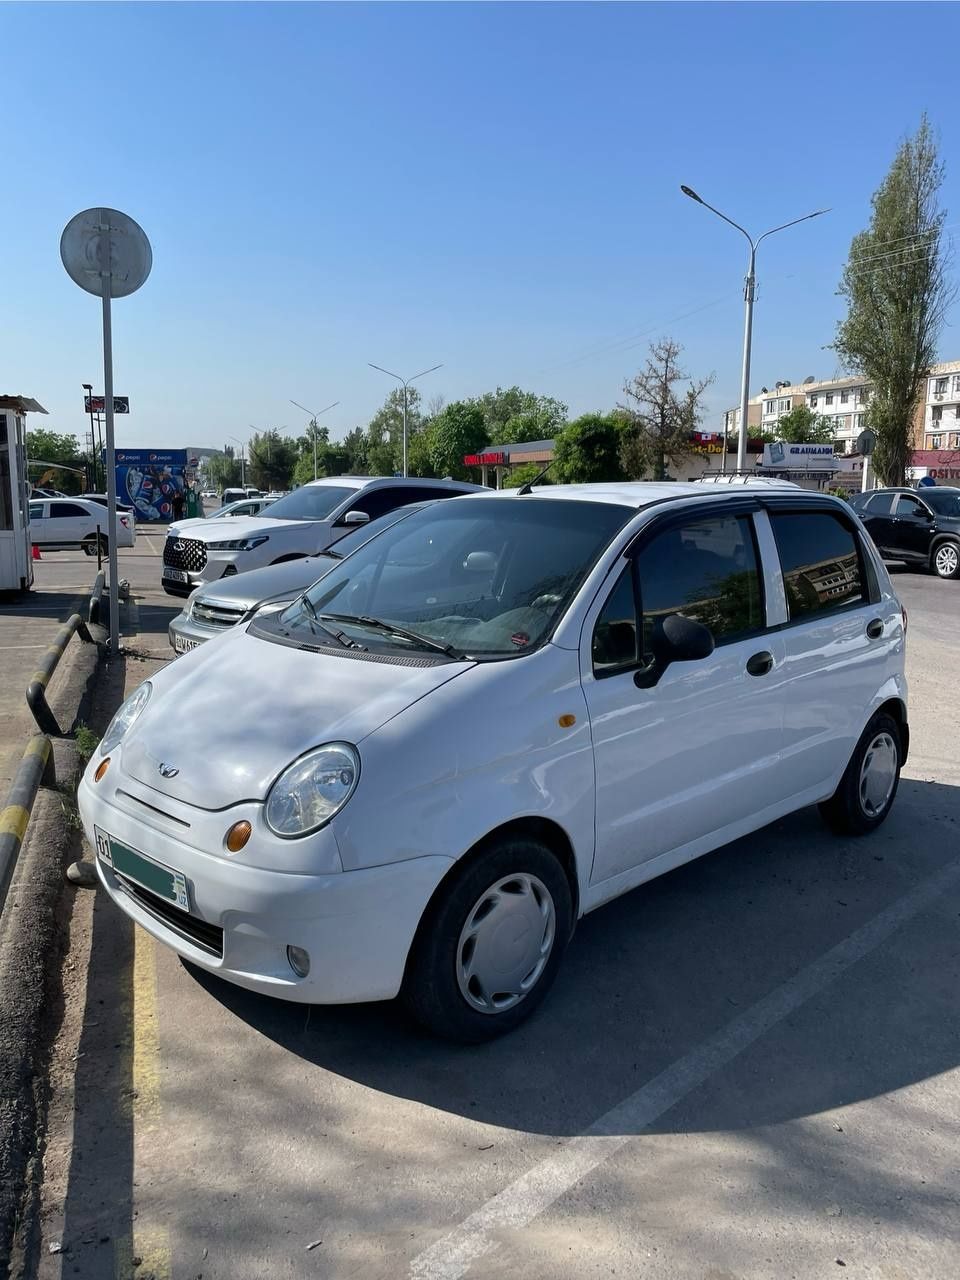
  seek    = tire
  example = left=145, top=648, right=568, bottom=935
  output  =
left=819, top=711, right=902, bottom=836
left=82, top=534, right=107, bottom=557
left=401, top=838, right=573, bottom=1043
left=931, top=539, right=960, bottom=580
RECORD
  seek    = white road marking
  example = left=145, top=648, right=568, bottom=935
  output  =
left=0, top=644, right=48, bottom=650
left=409, top=853, right=960, bottom=1280
left=144, top=537, right=161, bottom=556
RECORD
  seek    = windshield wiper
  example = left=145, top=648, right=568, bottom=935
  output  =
left=319, top=613, right=465, bottom=659
left=299, top=597, right=365, bottom=650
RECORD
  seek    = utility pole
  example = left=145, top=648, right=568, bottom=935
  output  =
left=367, top=363, right=443, bottom=477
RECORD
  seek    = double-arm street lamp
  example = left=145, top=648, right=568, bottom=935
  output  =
left=227, top=435, right=246, bottom=487
left=680, top=186, right=829, bottom=473
left=367, top=362, right=442, bottom=477
left=289, top=399, right=341, bottom=480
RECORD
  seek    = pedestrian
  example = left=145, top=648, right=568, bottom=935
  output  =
left=185, top=485, right=202, bottom=519
left=171, top=485, right=185, bottom=523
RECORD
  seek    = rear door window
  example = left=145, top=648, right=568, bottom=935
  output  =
left=770, top=511, right=866, bottom=620
left=862, top=492, right=895, bottom=514
left=50, top=502, right=91, bottom=519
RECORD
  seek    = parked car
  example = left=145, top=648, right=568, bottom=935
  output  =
left=168, top=501, right=438, bottom=654
left=850, top=486, right=960, bottom=579
left=160, top=476, right=486, bottom=597
left=170, top=496, right=277, bottom=533
left=201, top=490, right=219, bottom=500
left=29, top=497, right=135, bottom=555
left=82, top=492, right=138, bottom=521
left=81, top=482, right=907, bottom=1041
left=220, top=487, right=250, bottom=506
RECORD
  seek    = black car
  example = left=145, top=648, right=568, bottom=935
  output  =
left=850, top=486, right=960, bottom=579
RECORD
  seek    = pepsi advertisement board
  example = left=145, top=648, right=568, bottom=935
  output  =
left=111, top=449, right=189, bottom=523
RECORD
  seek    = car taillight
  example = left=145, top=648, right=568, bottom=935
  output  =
left=119, top=516, right=129, bottom=528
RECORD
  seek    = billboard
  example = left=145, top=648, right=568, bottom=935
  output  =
left=762, top=442, right=836, bottom=470
left=109, top=448, right=189, bottom=522
left=85, top=395, right=129, bottom=414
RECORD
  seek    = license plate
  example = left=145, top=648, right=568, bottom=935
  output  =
left=174, top=634, right=201, bottom=654
left=95, top=827, right=190, bottom=912
left=162, top=566, right=188, bottom=583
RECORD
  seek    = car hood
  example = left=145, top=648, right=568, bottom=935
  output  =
left=120, top=627, right=471, bottom=809
left=194, top=555, right=334, bottom=608
left=171, top=515, right=312, bottom=543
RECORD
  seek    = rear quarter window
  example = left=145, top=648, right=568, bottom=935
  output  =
left=770, top=510, right=867, bottom=620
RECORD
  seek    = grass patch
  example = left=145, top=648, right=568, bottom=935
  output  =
left=74, top=723, right=101, bottom=767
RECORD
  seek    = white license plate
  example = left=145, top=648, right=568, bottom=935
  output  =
left=174, top=634, right=201, bottom=654
left=163, top=567, right=188, bottom=583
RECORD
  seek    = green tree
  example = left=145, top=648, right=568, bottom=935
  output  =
left=619, top=339, right=714, bottom=480
left=205, top=453, right=240, bottom=492
left=504, top=462, right=553, bottom=489
left=774, top=404, right=837, bottom=444
left=341, top=426, right=369, bottom=475
left=366, top=386, right=423, bottom=476
left=553, top=413, right=627, bottom=484
left=248, top=429, right=298, bottom=490
left=479, top=387, right=567, bottom=445
left=407, top=423, right=439, bottom=477
left=429, top=401, right=489, bottom=480
left=26, top=429, right=86, bottom=493
left=834, top=115, right=954, bottom=484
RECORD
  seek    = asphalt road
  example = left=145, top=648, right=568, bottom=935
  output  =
left=35, top=553, right=960, bottom=1280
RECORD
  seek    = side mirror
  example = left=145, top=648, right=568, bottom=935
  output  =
left=634, top=613, right=714, bottom=689
left=463, top=551, right=497, bottom=572
left=339, top=510, right=370, bottom=527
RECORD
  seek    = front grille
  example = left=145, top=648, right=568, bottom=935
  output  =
left=163, top=536, right=207, bottom=573
left=115, top=874, right=224, bottom=957
left=192, top=599, right=246, bottom=629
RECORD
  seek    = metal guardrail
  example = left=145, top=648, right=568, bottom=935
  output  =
left=0, top=735, right=56, bottom=915
left=89, top=569, right=105, bottom=625
left=26, top=614, right=94, bottom=737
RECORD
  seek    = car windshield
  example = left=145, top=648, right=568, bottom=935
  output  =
left=923, top=488, right=960, bottom=516
left=270, top=496, right=632, bottom=659
left=261, top=485, right=356, bottom=522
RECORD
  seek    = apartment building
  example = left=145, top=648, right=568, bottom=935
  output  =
left=723, top=360, right=960, bottom=452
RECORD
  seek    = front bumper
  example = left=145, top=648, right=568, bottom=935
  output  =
left=78, top=770, right=453, bottom=1004
left=168, top=610, right=225, bottom=653
left=161, top=554, right=240, bottom=598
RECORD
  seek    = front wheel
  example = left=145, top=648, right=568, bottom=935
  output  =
left=932, top=539, right=960, bottom=579
left=819, top=711, right=902, bottom=836
left=402, top=838, right=573, bottom=1042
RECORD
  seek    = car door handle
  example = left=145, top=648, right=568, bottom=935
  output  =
left=746, top=650, right=774, bottom=677
left=866, top=618, right=884, bottom=639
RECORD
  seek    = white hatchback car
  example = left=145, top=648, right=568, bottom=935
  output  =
left=30, top=496, right=136, bottom=556
left=160, top=476, right=484, bottom=597
left=80, top=483, right=908, bottom=1041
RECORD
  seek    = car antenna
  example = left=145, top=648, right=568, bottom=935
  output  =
left=517, top=460, right=555, bottom=495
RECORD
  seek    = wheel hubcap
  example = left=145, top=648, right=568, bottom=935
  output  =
left=858, top=732, right=898, bottom=817
left=936, top=544, right=958, bottom=576
left=456, top=873, right=556, bottom=1014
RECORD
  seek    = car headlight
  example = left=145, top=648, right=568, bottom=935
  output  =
left=265, top=743, right=360, bottom=837
left=101, top=681, right=152, bottom=755
left=207, top=535, right=270, bottom=551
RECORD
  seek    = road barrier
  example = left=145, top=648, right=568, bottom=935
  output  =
left=0, top=735, right=56, bottom=915
left=26, top=614, right=94, bottom=737
left=89, top=569, right=105, bottom=625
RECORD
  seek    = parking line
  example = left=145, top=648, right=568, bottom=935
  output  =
left=409, top=853, right=960, bottom=1280
left=143, top=537, right=160, bottom=557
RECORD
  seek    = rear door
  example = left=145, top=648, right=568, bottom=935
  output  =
left=582, top=505, right=788, bottom=884
left=767, top=503, right=899, bottom=801
left=890, top=492, right=935, bottom=563
left=855, top=491, right=896, bottom=553
left=47, top=501, right=94, bottom=547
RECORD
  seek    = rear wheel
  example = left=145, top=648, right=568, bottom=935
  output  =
left=932, top=539, right=960, bottom=579
left=819, top=711, right=902, bottom=836
left=402, top=838, right=572, bottom=1042
left=82, top=534, right=107, bottom=557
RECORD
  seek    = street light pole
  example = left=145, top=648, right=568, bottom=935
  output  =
left=290, top=399, right=341, bottom=480
left=680, top=186, right=829, bottom=474
left=228, top=435, right=246, bottom=487
left=82, top=383, right=98, bottom=488
left=367, top=363, right=443, bottom=477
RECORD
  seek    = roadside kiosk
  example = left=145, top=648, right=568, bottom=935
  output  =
left=0, top=395, right=47, bottom=593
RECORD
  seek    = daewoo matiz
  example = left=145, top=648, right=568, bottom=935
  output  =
left=79, top=483, right=908, bottom=1041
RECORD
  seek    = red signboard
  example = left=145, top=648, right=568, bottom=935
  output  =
left=464, top=451, right=507, bottom=466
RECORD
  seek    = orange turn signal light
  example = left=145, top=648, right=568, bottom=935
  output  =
left=225, top=820, right=252, bottom=854
left=94, top=757, right=110, bottom=782
left=558, top=714, right=576, bottom=729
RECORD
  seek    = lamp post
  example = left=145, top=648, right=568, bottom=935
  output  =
left=227, top=435, right=246, bottom=487
left=680, top=186, right=828, bottom=474
left=81, top=383, right=100, bottom=489
left=367, top=363, right=442, bottom=477
left=289, top=399, right=341, bottom=480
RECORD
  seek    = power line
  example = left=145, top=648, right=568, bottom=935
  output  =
left=846, top=220, right=958, bottom=262
left=846, top=224, right=957, bottom=267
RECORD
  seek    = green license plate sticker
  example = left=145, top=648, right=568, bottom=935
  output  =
left=95, top=828, right=189, bottom=912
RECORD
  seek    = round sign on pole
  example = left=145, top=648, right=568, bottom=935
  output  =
left=60, top=208, right=152, bottom=299
left=855, top=428, right=877, bottom=457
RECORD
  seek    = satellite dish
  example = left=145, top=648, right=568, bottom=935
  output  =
left=803, top=375, right=816, bottom=384
left=60, top=208, right=152, bottom=299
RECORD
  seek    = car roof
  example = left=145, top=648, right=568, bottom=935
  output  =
left=300, top=476, right=484, bottom=492
left=500, top=479, right=808, bottom=510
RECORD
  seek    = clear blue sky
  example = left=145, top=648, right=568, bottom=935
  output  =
left=3, top=1, right=958, bottom=451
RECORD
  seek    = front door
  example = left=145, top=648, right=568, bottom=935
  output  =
left=581, top=510, right=785, bottom=886
left=889, top=492, right=935, bottom=563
